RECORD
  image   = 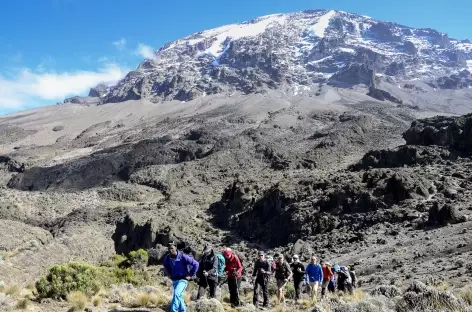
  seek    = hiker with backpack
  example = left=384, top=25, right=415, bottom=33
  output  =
left=163, top=242, right=199, bottom=312
left=274, top=254, right=292, bottom=305
left=222, top=248, right=243, bottom=307
left=328, top=264, right=339, bottom=293
left=337, top=266, right=353, bottom=294
left=252, top=251, right=272, bottom=309
left=290, top=254, right=306, bottom=302
left=305, top=256, right=323, bottom=301
left=196, top=244, right=219, bottom=299
left=321, top=261, right=334, bottom=299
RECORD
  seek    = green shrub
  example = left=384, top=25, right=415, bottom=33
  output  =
left=128, top=249, right=149, bottom=268
left=36, top=262, right=108, bottom=299
left=35, top=261, right=150, bottom=299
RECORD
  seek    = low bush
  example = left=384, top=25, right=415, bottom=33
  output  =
left=36, top=262, right=150, bottom=299
left=36, top=262, right=106, bottom=298
left=397, top=281, right=469, bottom=312
left=129, top=249, right=149, bottom=268
left=371, top=285, right=401, bottom=298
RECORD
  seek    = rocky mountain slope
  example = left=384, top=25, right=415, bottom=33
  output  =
left=1, top=8, right=472, bottom=312
left=70, top=10, right=472, bottom=114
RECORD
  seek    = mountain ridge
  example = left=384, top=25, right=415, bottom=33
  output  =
left=64, top=9, right=472, bottom=109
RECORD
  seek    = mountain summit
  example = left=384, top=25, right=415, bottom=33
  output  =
left=77, top=10, right=472, bottom=108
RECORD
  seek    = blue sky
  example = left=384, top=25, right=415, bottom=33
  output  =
left=1, top=0, right=471, bottom=114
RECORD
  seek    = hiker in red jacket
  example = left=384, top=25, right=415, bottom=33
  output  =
left=222, top=248, right=243, bottom=307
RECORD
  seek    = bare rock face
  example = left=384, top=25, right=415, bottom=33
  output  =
left=210, top=168, right=430, bottom=247
left=0, top=156, right=25, bottom=173
left=367, top=86, right=403, bottom=104
left=88, top=83, right=109, bottom=98
left=353, top=145, right=457, bottom=169
left=403, top=113, right=472, bottom=154
left=112, top=215, right=177, bottom=255
left=111, top=214, right=198, bottom=260
left=328, top=63, right=375, bottom=87
left=428, top=203, right=465, bottom=226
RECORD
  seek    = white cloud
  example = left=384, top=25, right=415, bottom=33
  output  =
left=0, top=63, right=129, bottom=110
left=113, top=38, right=127, bottom=50
left=136, top=44, right=155, bottom=60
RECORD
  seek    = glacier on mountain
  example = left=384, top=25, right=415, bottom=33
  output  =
left=83, top=9, right=472, bottom=105
left=310, top=10, right=336, bottom=38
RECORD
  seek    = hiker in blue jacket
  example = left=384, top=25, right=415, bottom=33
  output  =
left=305, top=256, right=323, bottom=301
left=164, top=242, right=199, bottom=312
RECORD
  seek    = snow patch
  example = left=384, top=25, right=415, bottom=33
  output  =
left=310, top=10, right=336, bottom=38
left=192, top=14, right=286, bottom=64
left=308, top=56, right=332, bottom=64
left=339, top=47, right=356, bottom=54
left=197, top=14, right=286, bottom=57
left=467, top=60, right=472, bottom=71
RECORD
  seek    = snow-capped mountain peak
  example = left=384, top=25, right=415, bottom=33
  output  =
left=87, top=9, right=472, bottom=104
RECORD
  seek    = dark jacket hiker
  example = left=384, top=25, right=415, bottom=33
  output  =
left=290, top=255, right=306, bottom=300
left=196, top=245, right=219, bottom=299
left=252, top=252, right=272, bottom=308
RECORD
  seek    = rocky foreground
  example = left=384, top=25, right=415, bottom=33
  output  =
left=0, top=96, right=472, bottom=311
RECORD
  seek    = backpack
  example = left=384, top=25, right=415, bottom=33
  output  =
left=275, top=261, right=291, bottom=280
left=339, top=266, right=352, bottom=284
left=216, top=253, right=226, bottom=277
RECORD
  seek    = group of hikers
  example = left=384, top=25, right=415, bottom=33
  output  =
left=163, top=242, right=357, bottom=312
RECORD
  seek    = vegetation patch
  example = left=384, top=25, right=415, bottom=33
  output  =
left=36, top=259, right=150, bottom=299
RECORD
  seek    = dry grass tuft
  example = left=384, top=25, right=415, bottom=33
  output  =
left=434, top=281, right=451, bottom=291
left=297, top=299, right=316, bottom=309
left=4, top=284, right=21, bottom=297
left=132, top=292, right=151, bottom=307
left=67, top=291, right=88, bottom=312
left=25, top=284, right=35, bottom=291
left=458, top=284, right=472, bottom=306
left=15, top=298, right=30, bottom=310
left=345, top=288, right=367, bottom=302
left=92, top=295, right=103, bottom=307
left=149, top=291, right=169, bottom=307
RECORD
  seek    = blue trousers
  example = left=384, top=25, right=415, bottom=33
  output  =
left=170, top=279, right=188, bottom=312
